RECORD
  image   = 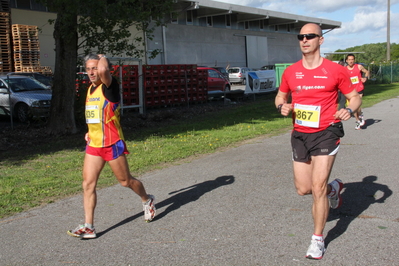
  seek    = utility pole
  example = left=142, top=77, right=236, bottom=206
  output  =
left=387, top=0, right=391, bottom=61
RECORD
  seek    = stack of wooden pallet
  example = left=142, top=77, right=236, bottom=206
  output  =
left=0, top=0, right=12, bottom=72
left=12, top=24, right=41, bottom=72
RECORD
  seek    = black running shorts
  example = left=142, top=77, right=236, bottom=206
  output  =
left=291, top=129, right=340, bottom=162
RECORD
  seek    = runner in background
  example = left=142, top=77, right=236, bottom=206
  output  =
left=345, top=54, right=370, bottom=129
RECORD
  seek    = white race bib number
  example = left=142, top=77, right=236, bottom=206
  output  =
left=350, top=76, right=359, bottom=84
left=86, top=105, right=100, bottom=123
left=294, top=104, right=321, bottom=128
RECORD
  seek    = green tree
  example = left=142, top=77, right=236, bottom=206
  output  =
left=329, top=42, right=399, bottom=64
left=36, top=0, right=174, bottom=135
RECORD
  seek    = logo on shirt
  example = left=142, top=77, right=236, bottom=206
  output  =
left=295, top=72, right=304, bottom=79
left=87, top=97, right=100, bottom=102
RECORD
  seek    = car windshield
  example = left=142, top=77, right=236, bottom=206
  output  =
left=6, top=77, right=48, bottom=92
left=228, top=69, right=240, bottom=74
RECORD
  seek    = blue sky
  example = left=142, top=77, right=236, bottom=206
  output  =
left=216, top=0, right=399, bottom=56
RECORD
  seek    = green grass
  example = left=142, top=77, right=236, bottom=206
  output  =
left=0, top=83, right=398, bottom=219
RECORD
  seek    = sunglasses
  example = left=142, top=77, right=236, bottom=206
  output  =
left=297, top=33, right=320, bottom=41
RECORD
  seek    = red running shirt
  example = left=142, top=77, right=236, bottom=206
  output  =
left=279, top=59, right=353, bottom=133
left=346, top=64, right=364, bottom=92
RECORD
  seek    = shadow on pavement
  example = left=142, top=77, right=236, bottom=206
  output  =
left=154, top=175, right=235, bottom=220
left=325, top=175, right=392, bottom=247
left=96, top=175, right=235, bottom=238
left=360, top=118, right=381, bottom=129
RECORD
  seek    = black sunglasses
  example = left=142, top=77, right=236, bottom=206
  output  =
left=297, top=33, right=320, bottom=41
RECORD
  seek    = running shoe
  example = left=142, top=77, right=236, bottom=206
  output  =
left=355, top=121, right=361, bottom=130
left=306, top=239, right=326, bottom=260
left=67, top=224, right=96, bottom=239
left=143, top=194, right=156, bottom=222
left=359, top=115, right=365, bottom=126
left=329, top=178, right=343, bottom=209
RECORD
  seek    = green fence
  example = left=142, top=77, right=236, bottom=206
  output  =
left=275, top=63, right=293, bottom=88
left=369, top=62, right=399, bottom=84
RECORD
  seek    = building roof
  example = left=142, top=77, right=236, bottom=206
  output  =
left=175, top=0, right=341, bottom=31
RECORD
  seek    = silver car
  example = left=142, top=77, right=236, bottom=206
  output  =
left=0, top=75, right=52, bottom=122
left=228, top=67, right=252, bottom=84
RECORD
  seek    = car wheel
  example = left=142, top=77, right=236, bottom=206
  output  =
left=15, top=103, right=31, bottom=123
left=242, top=78, right=246, bottom=85
left=224, top=85, right=231, bottom=92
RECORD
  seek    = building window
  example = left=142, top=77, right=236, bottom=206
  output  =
left=245, top=21, right=249, bottom=30
left=287, top=24, right=291, bottom=32
left=171, top=12, right=178, bottom=24
left=259, top=20, right=264, bottom=30
left=186, top=10, right=193, bottom=25
left=10, top=0, right=47, bottom=11
left=274, top=25, right=279, bottom=32
left=207, top=16, right=213, bottom=27
left=226, top=14, right=231, bottom=28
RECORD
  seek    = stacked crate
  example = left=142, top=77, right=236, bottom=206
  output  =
left=112, top=65, right=140, bottom=106
left=110, top=64, right=208, bottom=108
left=0, top=1, right=12, bottom=72
left=12, top=24, right=40, bottom=72
left=77, top=64, right=209, bottom=108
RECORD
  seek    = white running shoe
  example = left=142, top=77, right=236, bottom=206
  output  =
left=143, top=194, right=156, bottom=222
left=355, top=121, right=361, bottom=130
left=306, top=239, right=326, bottom=260
left=329, top=179, right=343, bottom=209
left=359, top=116, right=365, bottom=126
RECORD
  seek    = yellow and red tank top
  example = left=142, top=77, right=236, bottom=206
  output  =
left=85, top=83, right=124, bottom=148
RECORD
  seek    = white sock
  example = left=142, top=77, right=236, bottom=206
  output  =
left=312, top=234, right=323, bottom=242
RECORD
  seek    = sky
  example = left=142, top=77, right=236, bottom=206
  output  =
left=216, top=0, right=399, bottom=56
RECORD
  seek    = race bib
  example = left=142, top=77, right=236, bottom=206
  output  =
left=86, top=105, right=100, bottom=123
left=350, top=76, right=359, bottom=84
left=294, top=103, right=321, bottom=128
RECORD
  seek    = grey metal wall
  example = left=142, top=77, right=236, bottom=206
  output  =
left=147, top=24, right=302, bottom=68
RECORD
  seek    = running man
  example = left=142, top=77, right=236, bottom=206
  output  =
left=275, top=23, right=362, bottom=259
left=67, top=54, right=156, bottom=239
left=345, top=54, right=370, bottom=129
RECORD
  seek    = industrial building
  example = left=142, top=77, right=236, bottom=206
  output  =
left=4, top=0, right=341, bottom=72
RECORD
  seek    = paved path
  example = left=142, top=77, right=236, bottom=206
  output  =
left=1, top=97, right=398, bottom=265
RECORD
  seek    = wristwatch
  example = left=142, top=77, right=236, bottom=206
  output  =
left=345, top=108, right=353, bottom=117
left=277, top=104, right=283, bottom=113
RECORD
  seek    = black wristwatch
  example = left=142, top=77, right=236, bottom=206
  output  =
left=345, top=108, right=353, bottom=117
left=277, top=104, right=283, bottom=113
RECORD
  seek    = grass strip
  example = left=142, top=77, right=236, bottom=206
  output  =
left=0, top=83, right=398, bottom=218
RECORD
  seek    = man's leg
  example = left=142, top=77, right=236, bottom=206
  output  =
left=108, top=154, right=149, bottom=201
left=82, top=153, right=105, bottom=225
left=109, top=154, right=156, bottom=221
left=293, top=156, right=334, bottom=234
left=309, top=155, right=336, bottom=235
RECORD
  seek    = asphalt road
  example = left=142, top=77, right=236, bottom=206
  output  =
left=1, top=96, right=398, bottom=266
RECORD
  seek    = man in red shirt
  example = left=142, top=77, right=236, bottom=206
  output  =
left=345, top=54, right=370, bottom=129
left=275, top=23, right=362, bottom=259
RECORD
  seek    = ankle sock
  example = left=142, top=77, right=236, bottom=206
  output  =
left=312, top=234, right=323, bottom=242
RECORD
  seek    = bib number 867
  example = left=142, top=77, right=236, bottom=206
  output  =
left=296, top=110, right=313, bottom=121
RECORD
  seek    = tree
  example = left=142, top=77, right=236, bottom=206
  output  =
left=36, top=0, right=174, bottom=135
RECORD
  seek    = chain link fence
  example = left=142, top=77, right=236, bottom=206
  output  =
left=368, top=62, right=399, bottom=84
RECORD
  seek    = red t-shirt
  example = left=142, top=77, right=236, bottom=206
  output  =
left=346, top=64, right=364, bottom=92
left=279, top=58, right=353, bottom=133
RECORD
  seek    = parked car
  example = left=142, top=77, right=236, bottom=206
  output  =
left=209, top=66, right=229, bottom=81
left=198, top=67, right=231, bottom=92
left=260, top=65, right=275, bottom=70
left=228, top=67, right=251, bottom=85
left=7, top=72, right=53, bottom=88
left=0, top=75, right=52, bottom=122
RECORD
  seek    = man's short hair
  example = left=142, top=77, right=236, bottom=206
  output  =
left=84, top=54, right=112, bottom=69
left=345, top=54, right=355, bottom=61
